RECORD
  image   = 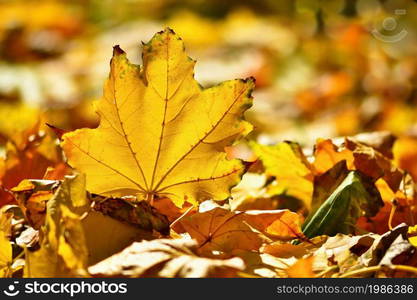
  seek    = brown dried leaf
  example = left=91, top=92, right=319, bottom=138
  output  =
left=88, top=238, right=245, bottom=278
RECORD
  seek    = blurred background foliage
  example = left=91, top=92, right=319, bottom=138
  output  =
left=0, top=0, right=417, bottom=149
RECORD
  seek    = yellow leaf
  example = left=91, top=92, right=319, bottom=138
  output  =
left=0, top=103, right=39, bottom=142
left=61, top=28, right=254, bottom=207
left=18, top=175, right=164, bottom=271
left=251, top=141, right=313, bottom=208
left=81, top=210, right=154, bottom=266
left=408, top=225, right=417, bottom=248
left=24, top=175, right=89, bottom=277
left=0, top=230, right=12, bottom=277
left=0, top=211, right=14, bottom=278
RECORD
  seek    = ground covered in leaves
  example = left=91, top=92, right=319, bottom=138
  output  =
left=1, top=1, right=417, bottom=278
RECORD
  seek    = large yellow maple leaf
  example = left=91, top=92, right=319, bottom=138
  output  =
left=61, top=28, right=254, bottom=206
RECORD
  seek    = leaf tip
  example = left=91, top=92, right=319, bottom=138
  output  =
left=154, top=27, right=177, bottom=39
left=113, top=45, right=125, bottom=56
left=46, top=123, right=68, bottom=140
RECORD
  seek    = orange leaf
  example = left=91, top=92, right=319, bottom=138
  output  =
left=0, top=125, right=67, bottom=207
left=180, top=203, right=302, bottom=256
left=394, top=136, right=417, bottom=182
left=286, top=256, right=315, bottom=278
left=313, top=139, right=354, bottom=175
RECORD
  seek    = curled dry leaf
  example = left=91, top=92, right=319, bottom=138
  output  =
left=12, top=179, right=60, bottom=229
left=24, top=175, right=89, bottom=277
left=313, top=137, right=402, bottom=191
left=345, top=138, right=403, bottom=192
left=347, top=131, right=396, bottom=159
left=356, top=224, right=417, bottom=277
left=22, top=174, right=170, bottom=276
left=408, top=225, right=417, bottom=247
left=359, top=223, right=411, bottom=267
left=88, top=238, right=245, bottom=278
left=305, top=224, right=417, bottom=277
left=91, top=195, right=169, bottom=235
left=378, top=235, right=415, bottom=267
left=61, top=28, right=254, bottom=207
left=313, top=233, right=377, bottom=274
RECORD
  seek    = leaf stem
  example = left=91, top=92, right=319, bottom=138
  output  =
left=170, top=205, right=195, bottom=228
left=388, top=198, right=398, bottom=230
left=339, top=264, right=417, bottom=278
left=146, top=193, right=155, bottom=205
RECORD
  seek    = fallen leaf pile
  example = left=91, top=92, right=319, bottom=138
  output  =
left=1, top=27, right=417, bottom=279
